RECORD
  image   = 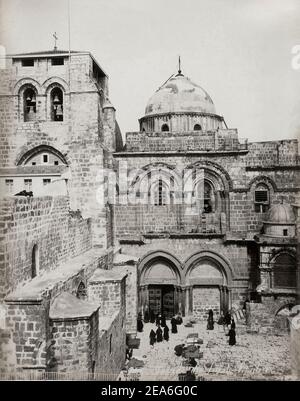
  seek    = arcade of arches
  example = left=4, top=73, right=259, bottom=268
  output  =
left=139, top=253, right=231, bottom=319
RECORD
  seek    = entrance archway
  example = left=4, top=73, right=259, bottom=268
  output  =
left=185, top=251, right=232, bottom=320
left=138, top=252, right=182, bottom=318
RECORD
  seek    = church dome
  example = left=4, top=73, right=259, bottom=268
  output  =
left=145, top=73, right=216, bottom=116
left=266, top=203, right=295, bottom=224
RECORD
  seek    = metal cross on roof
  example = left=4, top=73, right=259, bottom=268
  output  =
left=53, top=32, right=58, bottom=51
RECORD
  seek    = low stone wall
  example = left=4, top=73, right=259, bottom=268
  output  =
left=50, top=312, right=99, bottom=373
left=97, top=311, right=126, bottom=378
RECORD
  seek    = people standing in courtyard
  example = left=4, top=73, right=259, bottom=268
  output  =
left=161, top=313, right=166, bottom=327
left=149, top=329, right=156, bottom=347
left=156, top=313, right=161, bottom=326
left=207, top=309, right=214, bottom=330
left=231, top=318, right=236, bottom=330
left=156, top=325, right=163, bottom=342
left=144, top=307, right=149, bottom=323
left=163, top=324, right=169, bottom=341
left=171, top=315, right=178, bottom=334
left=228, top=327, right=236, bottom=346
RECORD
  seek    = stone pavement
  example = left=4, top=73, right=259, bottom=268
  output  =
left=123, top=319, right=292, bottom=381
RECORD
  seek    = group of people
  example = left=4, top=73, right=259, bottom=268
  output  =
left=206, top=309, right=237, bottom=346
left=137, top=309, right=184, bottom=347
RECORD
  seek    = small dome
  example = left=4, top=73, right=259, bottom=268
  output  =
left=266, top=203, right=295, bottom=224
left=145, top=74, right=216, bottom=116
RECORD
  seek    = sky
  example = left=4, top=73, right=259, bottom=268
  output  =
left=1, top=0, right=300, bottom=143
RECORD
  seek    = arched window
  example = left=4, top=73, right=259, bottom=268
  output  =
left=203, top=181, right=213, bottom=213
left=273, top=253, right=296, bottom=288
left=254, top=184, right=269, bottom=213
left=161, top=124, right=169, bottom=132
left=31, top=244, right=39, bottom=278
left=194, top=124, right=202, bottom=131
left=76, top=282, right=87, bottom=300
left=153, top=179, right=169, bottom=206
left=24, top=88, right=37, bottom=122
left=50, top=87, right=63, bottom=121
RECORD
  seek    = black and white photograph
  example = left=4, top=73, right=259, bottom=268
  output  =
left=0, top=0, right=299, bottom=383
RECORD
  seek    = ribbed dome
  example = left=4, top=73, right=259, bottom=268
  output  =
left=145, top=74, right=216, bottom=116
left=266, top=203, right=295, bottom=224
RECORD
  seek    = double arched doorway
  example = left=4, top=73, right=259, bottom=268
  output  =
left=138, top=251, right=232, bottom=319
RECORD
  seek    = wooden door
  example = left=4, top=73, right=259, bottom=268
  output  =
left=149, top=287, right=162, bottom=315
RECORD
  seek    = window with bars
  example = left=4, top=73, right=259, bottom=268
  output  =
left=5, top=179, right=14, bottom=193
left=254, top=185, right=269, bottom=213
left=154, top=179, right=168, bottom=206
left=43, top=179, right=51, bottom=186
left=24, top=179, right=32, bottom=191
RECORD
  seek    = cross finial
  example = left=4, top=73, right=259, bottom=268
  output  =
left=53, top=32, right=58, bottom=51
left=176, top=55, right=183, bottom=76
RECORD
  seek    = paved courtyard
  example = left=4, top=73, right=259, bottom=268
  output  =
left=122, top=319, right=292, bottom=381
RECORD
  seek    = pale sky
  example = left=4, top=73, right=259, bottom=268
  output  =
left=1, top=0, right=300, bottom=143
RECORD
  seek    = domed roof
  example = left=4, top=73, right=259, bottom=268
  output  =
left=145, top=73, right=216, bottom=116
left=266, top=203, right=295, bottom=224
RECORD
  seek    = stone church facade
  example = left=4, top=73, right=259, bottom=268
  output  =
left=0, top=50, right=299, bottom=376
left=113, top=69, right=300, bottom=326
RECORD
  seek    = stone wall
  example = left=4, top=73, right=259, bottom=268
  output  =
left=192, top=287, right=220, bottom=319
left=246, top=296, right=296, bottom=334
left=246, top=140, right=299, bottom=167
left=97, top=311, right=126, bottom=377
left=113, top=264, right=138, bottom=335
left=125, top=129, right=242, bottom=152
left=50, top=312, right=99, bottom=373
left=0, top=195, right=92, bottom=301
left=114, top=205, right=224, bottom=236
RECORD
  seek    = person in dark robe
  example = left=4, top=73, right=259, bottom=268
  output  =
left=163, top=324, right=169, bottom=341
left=189, top=357, right=197, bottom=367
left=224, top=311, right=231, bottom=333
left=156, top=325, right=163, bottom=342
left=207, top=309, right=214, bottom=330
left=231, top=318, right=236, bottom=330
left=160, top=314, right=166, bottom=327
left=126, top=346, right=133, bottom=360
left=144, top=307, right=149, bottom=323
left=137, top=313, right=144, bottom=332
left=155, top=313, right=161, bottom=326
left=228, top=327, right=236, bottom=346
left=150, top=309, right=155, bottom=324
left=149, top=329, right=156, bottom=347
left=175, top=313, right=183, bottom=325
left=243, top=299, right=250, bottom=311
left=171, top=316, right=178, bottom=334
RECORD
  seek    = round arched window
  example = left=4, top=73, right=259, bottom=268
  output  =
left=194, top=124, right=202, bottom=131
left=50, top=87, right=64, bottom=121
left=161, top=124, right=169, bottom=132
left=24, top=88, right=37, bottom=122
left=273, top=253, right=296, bottom=288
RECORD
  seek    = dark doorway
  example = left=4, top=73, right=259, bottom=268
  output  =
left=148, top=285, right=174, bottom=318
